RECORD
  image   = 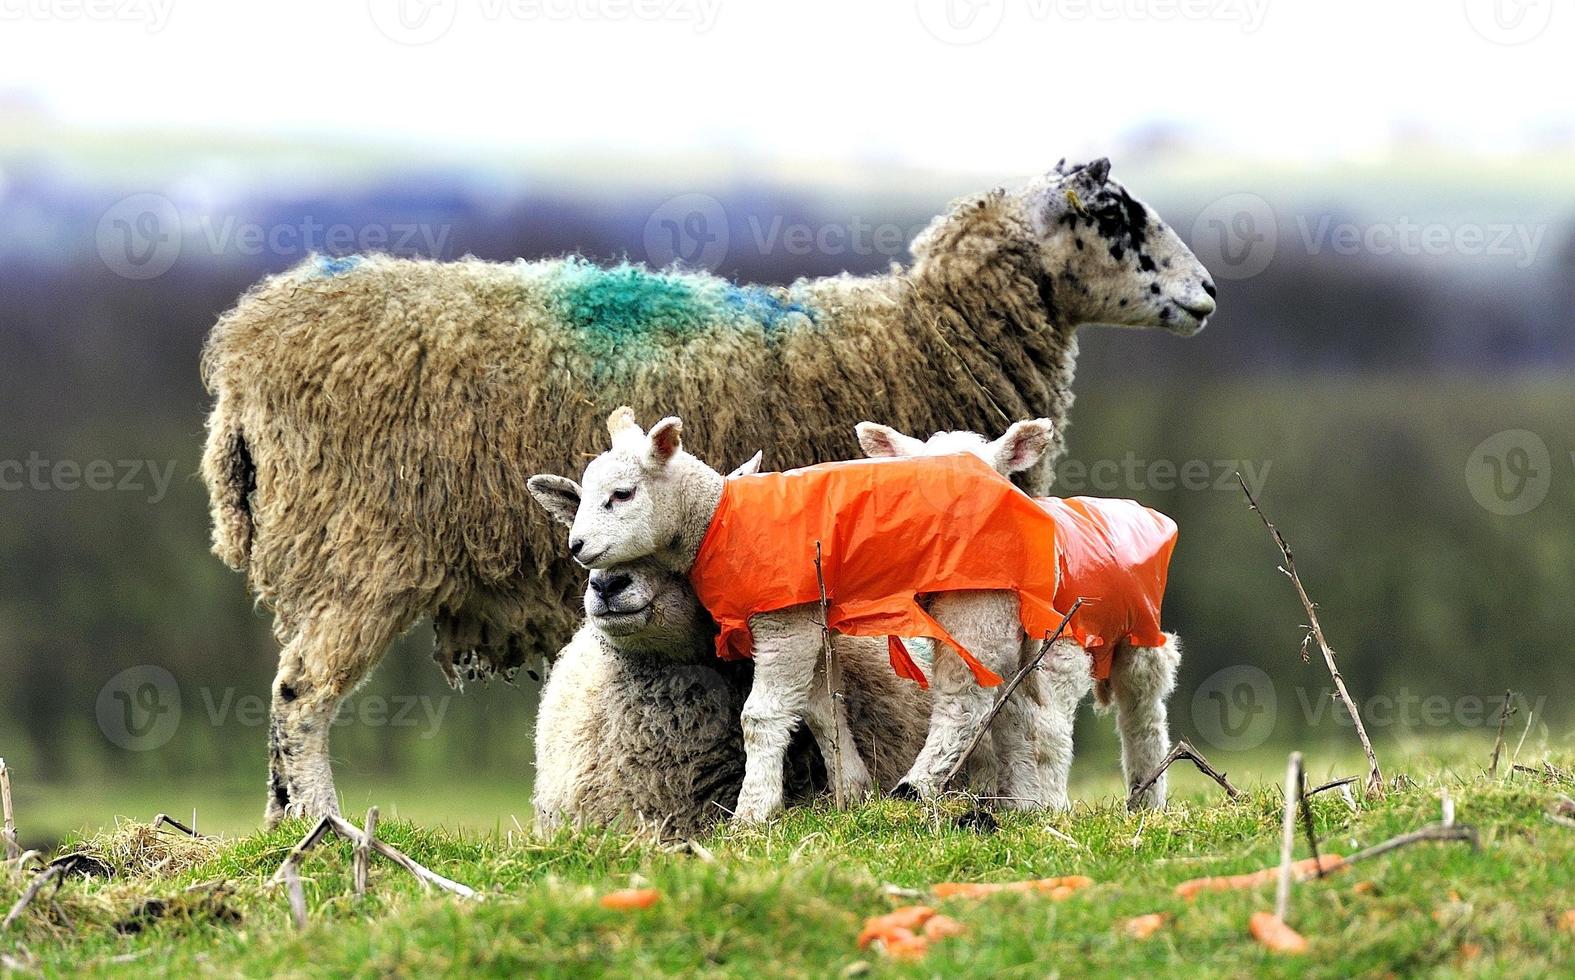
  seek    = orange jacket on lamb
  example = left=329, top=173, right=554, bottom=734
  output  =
left=686, top=453, right=1177, bottom=687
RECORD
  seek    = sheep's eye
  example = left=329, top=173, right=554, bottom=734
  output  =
left=607, top=487, right=636, bottom=508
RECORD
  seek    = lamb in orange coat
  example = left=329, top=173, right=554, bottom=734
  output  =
left=857, top=422, right=1182, bottom=810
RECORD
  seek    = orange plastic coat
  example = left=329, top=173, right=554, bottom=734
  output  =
left=1034, top=496, right=1177, bottom=680
left=689, top=454, right=1065, bottom=687
left=687, top=455, right=1178, bottom=687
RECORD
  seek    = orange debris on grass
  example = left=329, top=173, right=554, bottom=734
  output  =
left=923, top=915, right=967, bottom=940
left=1249, top=912, right=1310, bottom=954
left=858, top=905, right=969, bottom=960
left=1558, top=909, right=1575, bottom=935
left=1175, top=855, right=1346, bottom=900
left=932, top=875, right=1094, bottom=899
left=1124, top=913, right=1168, bottom=939
left=858, top=906, right=937, bottom=948
left=599, top=888, right=662, bottom=910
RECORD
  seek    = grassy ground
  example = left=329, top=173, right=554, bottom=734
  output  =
left=6, top=747, right=1574, bottom=977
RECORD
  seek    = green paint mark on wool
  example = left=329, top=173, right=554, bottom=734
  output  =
left=555, top=260, right=722, bottom=346
left=546, top=260, right=819, bottom=364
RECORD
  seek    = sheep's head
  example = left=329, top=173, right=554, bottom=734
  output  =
left=1024, top=158, right=1216, bottom=336
left=579, top=561, right=718, bottom=662
left=856, top=418, right=1055, bottom=478
left=528, top=407, right=720, bottom=572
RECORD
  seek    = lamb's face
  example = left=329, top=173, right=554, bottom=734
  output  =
left=856, top=418, right=1055, bottom=478
left=583, top=560, right=711, bottom=657
left=1027, top=159, right=1216, bottom=336
left=528, top=409, right=699, bottom=570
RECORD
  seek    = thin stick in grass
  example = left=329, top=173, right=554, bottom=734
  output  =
left=1238, top=474, right=1384, bottom=797
left=941, top=600, right=1082, bottom=790
left=0, top=759, right=18, bottom=861
left=2, top=864, right=62, bottom=932
left=1127, top=739, right=1244, bottom=809
left=1487, top=690, right=1515, bottom=777
left=1274, top=752, right=1302, bottom=922
left=354, top=806, right=378, bottom=897
left=813, top=542, right=847, bottom=809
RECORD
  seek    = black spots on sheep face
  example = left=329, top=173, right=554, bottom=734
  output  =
left=1149, top=283, right=1162, bottom=295
left=279, top=683, right=298, bottom=703
left=1138, top=254, right=1156, bottom=273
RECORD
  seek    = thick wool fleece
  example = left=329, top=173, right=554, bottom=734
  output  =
left=200, top=192, right=1076, bottom=672
left=535, top=628, right=932, bottom=838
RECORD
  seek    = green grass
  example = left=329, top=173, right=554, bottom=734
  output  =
left=7, top=746, right=1575, bottom=977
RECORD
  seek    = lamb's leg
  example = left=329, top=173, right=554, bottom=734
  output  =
left=1108, top=635, right=1182, bottom=810
left=266, top=604, right=403, bottom=826
left=734, top=612, right=821, bottom=824
left=989, top=677, right=1046, bottom=810
left=897, top=591, right=1021, bottom=799
left=803, top=662, right=873, bottom=803
left=1030, top=639, right=1093, bottom=811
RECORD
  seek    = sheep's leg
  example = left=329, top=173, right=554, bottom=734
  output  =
left=1030, top=638, right=1094, bottom=811
left=734, top=612, right=821, bottom=824
left=897, top=591, right=1020, bottom=800
left=1108, top=635, right=1182, bottom=810
left=803, top=662, right=873, bottom=804
left=989, top=679, right=1045, bottom=810
left=266, top=605, right=403, bottom=826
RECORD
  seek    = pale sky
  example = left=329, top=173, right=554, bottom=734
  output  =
left=1, top=0, right=1569, bottom=171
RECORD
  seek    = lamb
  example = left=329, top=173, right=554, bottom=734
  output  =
left=528, top=409, right=1067, bottom=822
left=200, top=157, right=1215, bottom=822
left=856, top=421, right=1182, bottom=810
left=533, top=558, right=936, bottom=838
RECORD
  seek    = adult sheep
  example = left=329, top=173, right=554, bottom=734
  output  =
left=200, top=158, right=1215, bottom=822
left=535, top=559, right=934, bottom=838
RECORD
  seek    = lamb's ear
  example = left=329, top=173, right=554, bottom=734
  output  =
left=856, top=421, right=925, bottom=459
left=527, top=474, right=582, bottom=527
left=1080, top=157, right=1112, bottom=185
left=647, top=416, right=683, bottom=466
left=727, top=451, right=763, bottom=478
left=990, top=419, right=1055, bottom=475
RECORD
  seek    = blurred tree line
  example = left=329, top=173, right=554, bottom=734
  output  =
left=1, top=162, right=1572, bottom=794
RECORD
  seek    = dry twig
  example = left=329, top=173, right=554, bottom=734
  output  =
left=1274, top=753, right=1302, bottom=921
left=354, top=806, right=378, bottom=897
left=0, top=759, right=18, bottom=860
left=1237, top=475, right=1383, bottom=797
left=1488, top=690, right=1516, bottom=777
left=151, top=813, right=208, bottom=839
left=1127, top=739, right=1243, bottom=809
left=1306, top=775, right=1358, bottom=797
left=813, top=542, right=848, bottom=809
left=2, top=864, right=61, bottom=932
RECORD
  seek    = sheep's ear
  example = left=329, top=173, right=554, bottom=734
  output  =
left=727, top=451, right=763, bottom=478
left=647, top=416, right=683, bottom=466
left=527, top=474, right=582, bottom=527
left=856, top=421, right=924, bottom=459
left=990, top=419, right=1055, bottom=475
left=1080, top=157, right=1111, bottom=185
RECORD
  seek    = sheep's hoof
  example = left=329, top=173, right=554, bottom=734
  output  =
left=953, top=808, right=1000, bottom=834
left=889, top=782, right=923, bottom=803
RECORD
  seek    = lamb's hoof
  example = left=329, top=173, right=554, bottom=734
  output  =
left=889, top=781, right=923, bottom=803
left=953, top=808, right=999, bottom=833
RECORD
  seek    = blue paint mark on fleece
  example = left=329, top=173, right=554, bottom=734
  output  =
left=721, top=284, right=816, bottom=332
left=316, top=255, right=363, bottom=277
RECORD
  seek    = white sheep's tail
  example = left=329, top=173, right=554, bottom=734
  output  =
left=201, top=393, right=255, bottom=571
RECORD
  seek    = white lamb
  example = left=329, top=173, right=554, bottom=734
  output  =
left=857, top=422, right=1182, bottom=810
left=529, top=410, right=1061, bottom=822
